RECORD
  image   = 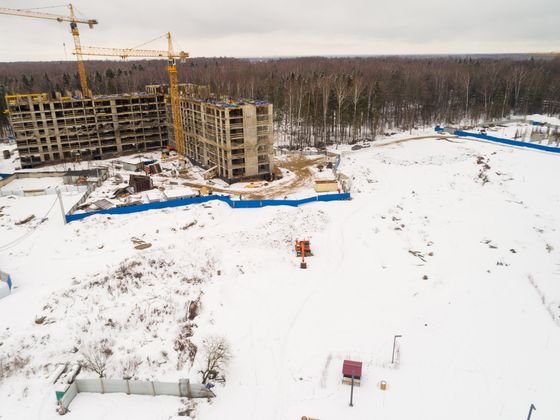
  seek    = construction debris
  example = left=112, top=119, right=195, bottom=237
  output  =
left=202, top=166, right=218, bottom=180
left=92, top=199, right=114, bottom=210
left=131, top=237, right=152, bottom=250
left=15, top=214, right=35, bottom=225
left=145, top=163, right=162, bottom=175
left=129, top=174, right=153, bottom=193
left=112, top=186, right=135, bottom=199
left=181, top=221, right=197, bottom=230
left=408, top=250, right=427, bottom=262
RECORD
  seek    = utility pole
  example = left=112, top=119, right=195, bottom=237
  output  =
left=527, top=403, right=536, bottom=420
left=349, top=370, right=355, bottom=407
left=392, top=334, right=402, bottom=364
left=56, top=187, right=67, bottom=224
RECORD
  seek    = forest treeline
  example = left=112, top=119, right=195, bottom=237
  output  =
left=1, top=56, right=559, bottom=147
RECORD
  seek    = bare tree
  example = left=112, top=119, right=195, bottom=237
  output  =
left=198, top=336, right=231, bottom=384
left=334, top=74, right=349, bottom=142
left=512, top=66, right=527, bottom=113
left=350, top=73, right=365, bottom=140
left=81, top=340, right=113, bottom=378
left=2, top=56, right=558, bottom=146
left=319, top=74, right=331, bottom=144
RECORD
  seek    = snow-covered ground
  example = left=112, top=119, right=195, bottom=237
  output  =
left=0, top=177, right=64, bottom=192
left=1, top=129, right=559, bottom=420
left=0, top=143, right=18, bottom=173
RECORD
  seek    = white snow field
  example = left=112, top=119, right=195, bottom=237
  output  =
left=1, top=133, right=559, bottom=420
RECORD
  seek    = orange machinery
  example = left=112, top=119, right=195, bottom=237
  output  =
left=295, top=240, right=312, bottom=269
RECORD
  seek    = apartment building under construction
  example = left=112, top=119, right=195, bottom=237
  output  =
left=178, top=97, right=275, bottom=182
left=7, top=86, right=276, bottom=182
left=7, top=93, right=167, bottom=169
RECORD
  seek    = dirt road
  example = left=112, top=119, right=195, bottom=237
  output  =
left=180, top=155, right=326, bottom=200
left=180, top=135, right=453, bottom=199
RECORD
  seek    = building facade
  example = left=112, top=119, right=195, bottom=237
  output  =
left=179, top=97, right=274, bottom=182
left=7, top=93, right=167, bottom=168
left=6, top=87, right=276, bottom=182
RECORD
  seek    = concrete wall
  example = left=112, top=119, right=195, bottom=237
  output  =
left=242, top=105, right=258, bottom=177
left=0, top=171, right=87, bottom=197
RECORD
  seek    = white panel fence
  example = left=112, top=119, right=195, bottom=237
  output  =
left=59, top=378, right=214, bottom=411
left=0, top=184, right=87, bottom=197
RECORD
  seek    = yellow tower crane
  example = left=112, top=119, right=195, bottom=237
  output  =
left=0, top=3, right=98, bottom=97
left=77, top=33, right=189, bottom=156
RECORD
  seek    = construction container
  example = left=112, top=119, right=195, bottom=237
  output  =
left=314, top=180, right=338, bottom=193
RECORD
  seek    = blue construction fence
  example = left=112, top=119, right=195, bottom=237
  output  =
left=435, top=127, right=560, bottom=154
left=65, top=192, right=351, bottom=223
left=0, top=270, right=12, bottom=290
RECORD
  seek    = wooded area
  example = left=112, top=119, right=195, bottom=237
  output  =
left=1, top=56, right=559, bottom=147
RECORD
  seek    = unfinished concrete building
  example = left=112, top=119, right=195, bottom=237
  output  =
left=7, top=93, right=167, bottom=168
left=7, top=82, right=276, bottom=182
left=179, top=97, right=275, bottom=182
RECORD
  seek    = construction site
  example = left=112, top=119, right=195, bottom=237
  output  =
left=1, top=5, right=276, bottom=184
left=6, top=90, right=276, bottom=183
left=2, top=3, right=559, bottom=420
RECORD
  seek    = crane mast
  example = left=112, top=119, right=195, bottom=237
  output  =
left=0, top=3, right=97, bottom=97
left=68, top=4, right=92, bottom=97
left=166, top=33, right=185, bottom=156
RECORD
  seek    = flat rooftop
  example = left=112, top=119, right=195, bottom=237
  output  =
left=185, top=96, right=269, bottom=109
left=6, top=92, right=163, bottom=106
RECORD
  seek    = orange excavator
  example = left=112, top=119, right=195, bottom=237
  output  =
left=295, top=240, right=312, bottom=269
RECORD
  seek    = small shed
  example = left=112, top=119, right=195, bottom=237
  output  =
left=342, top=360, right=362, bottom=386
left=119, top=157, right=146, bottom=172
left=145, top=188, right=164, bottom=203
left=163, top=187, right=197, bottom=201
left=314, top=179, right=338, bottom=193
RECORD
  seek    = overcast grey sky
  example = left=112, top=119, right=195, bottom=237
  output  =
left=1, top=0, right=558, bottom=61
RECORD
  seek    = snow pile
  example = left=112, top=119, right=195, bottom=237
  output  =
left=1, top=254, right=217, bottom=384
